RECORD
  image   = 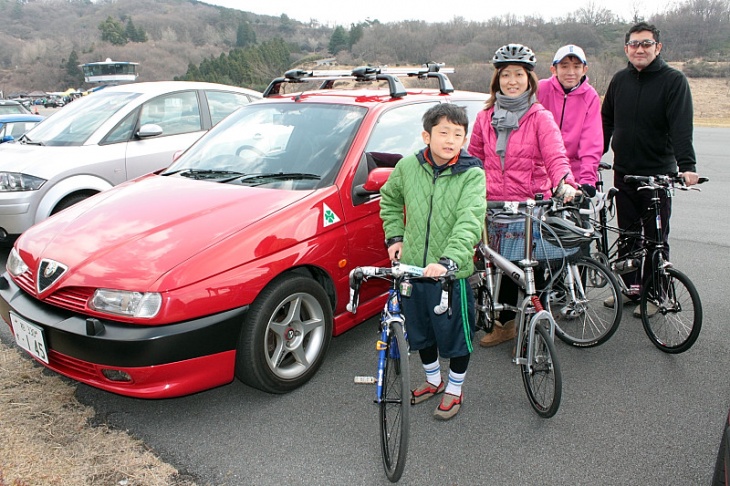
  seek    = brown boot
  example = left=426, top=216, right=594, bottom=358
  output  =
left=479, top=320, right=516, bottom=348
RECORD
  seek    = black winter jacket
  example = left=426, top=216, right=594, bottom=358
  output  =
left=601, top=56, right=696, bottom=176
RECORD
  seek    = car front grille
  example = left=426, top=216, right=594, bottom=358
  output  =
left=14, top=271, right=92, bottom=313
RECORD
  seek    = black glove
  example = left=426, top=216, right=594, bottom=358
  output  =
left=580, top=183, right=597, bottom=198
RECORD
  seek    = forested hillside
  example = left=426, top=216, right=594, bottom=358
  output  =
left=0, top=0, right=728, bottom=96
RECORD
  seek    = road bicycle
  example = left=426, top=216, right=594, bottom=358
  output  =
left=473, top=198, right=562, bottom=418
left=539, top=198, right=624, bottom=348
left=583, top=164, right=708, bottom=353
left=347, top=262, right=453, bottom=483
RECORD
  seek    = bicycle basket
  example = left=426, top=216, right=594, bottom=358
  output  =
left=541, top=214, right=596, bottom=249
left=488, top=218, right=577, bottom=262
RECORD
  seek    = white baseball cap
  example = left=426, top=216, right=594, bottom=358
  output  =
left=553, top=45, right=587, bottom=65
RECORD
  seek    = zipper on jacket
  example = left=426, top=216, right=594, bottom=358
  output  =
left=422, top=169, right=439, bottom=266
left=559, top=94, right=567, bottom=129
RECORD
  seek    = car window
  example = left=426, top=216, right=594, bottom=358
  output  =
left=139, top=91, right=202, bottom=136
left=364, top=102, right=439, bottom=160
left=1, top=121, right=39, bottom=139
left=364, top=100, right=486, bottom=167
left=103, top=109, right=139, bottom=144
left=205, top=91, right=253, bottom=126
left=23, top=91, right=141, bottom=146
left=164, top=102, right=366, bottom=190
left=0, top=104, right=28, bottom=115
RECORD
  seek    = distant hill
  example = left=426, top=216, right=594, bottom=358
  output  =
left=1, top=0, right=728, bottom=97
left=0, top=0, right=325, bottom=93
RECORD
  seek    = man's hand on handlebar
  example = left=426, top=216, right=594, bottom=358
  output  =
left=679, top=171, right=700, bottom=186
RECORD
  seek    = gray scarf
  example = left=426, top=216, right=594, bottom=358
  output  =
left=491, top=91, right=533, bottom=161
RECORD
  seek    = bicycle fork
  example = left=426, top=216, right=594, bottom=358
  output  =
left=375, top=291, right=406, bottom=404
left=514, top=295, right=557, bottom=372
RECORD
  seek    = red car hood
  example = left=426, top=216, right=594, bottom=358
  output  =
left=18, top=174, right=313, bottom=291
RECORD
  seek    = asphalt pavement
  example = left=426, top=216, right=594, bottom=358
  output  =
left=1, top=126, right=728, bottom=485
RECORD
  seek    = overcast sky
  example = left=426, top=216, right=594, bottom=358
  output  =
left=202, top=0, right=669, bottom=26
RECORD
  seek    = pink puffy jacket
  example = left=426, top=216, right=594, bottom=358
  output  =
left=468, top=103, right=576, bottom=201
left=537, top=76, right=603, bottom=187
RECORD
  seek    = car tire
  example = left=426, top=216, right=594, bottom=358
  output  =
left=235, top=274, right=333, bottom=394
left=51, top=192, right=95, bottom=215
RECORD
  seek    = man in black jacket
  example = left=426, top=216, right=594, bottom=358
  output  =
left=601, top=21, right=700, bottom=316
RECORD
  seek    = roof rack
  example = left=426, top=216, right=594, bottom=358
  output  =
left=262, top=62, right=455, bottom=99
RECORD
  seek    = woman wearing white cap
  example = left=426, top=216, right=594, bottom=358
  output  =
left=537, top=44, right=603, bottom=191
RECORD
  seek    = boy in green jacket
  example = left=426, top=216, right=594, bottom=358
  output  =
left=380, top=103, right=486, bottom=420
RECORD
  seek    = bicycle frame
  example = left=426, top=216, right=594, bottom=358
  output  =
left=478, top=199, right=558, bottom=364
left=376, top=286, right=406, bottom=403
left=481, top=244, right=557, bottom=367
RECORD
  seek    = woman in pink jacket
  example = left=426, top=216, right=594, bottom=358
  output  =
left=468, top=43, right=578, bottom=347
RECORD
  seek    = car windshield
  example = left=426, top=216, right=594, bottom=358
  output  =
left=0, top=103, right=28, bottom=115
left=164, top=102, right=366, bottom=190
left=21, top=91, right=141, bottom=146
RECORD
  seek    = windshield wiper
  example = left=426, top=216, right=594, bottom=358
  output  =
left=164, top=169, right=245, bottom=180
left=230, top=172, right=322, bottom=184
left=19, top=134, right=43, bottom=145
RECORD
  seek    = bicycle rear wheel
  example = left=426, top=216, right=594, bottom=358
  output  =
left=640, top=267, right=702, bottom=354
left=380, top=322, right=410, bottom=482
left=521, top=324, right=562, bottom=418
left=548, top=256, right=622, bottom=347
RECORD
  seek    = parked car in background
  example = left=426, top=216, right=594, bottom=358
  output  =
left=0, top=81, right=262, bottom=244
left=43, top=97, right=65, bottom=108
left=0, top=114, right=44, bottom=143
left=0, top=99, right=32, bottom=115
left=0, top=64, right=489, bottom=398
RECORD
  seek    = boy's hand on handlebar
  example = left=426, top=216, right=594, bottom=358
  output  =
left=679, top=171, right=700, bottom=186
left=424, top=262, right=447, bottom=278
left=387, top=242, right=402, bottom=262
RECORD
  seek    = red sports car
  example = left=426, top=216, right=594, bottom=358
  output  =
left=0, top=65, right=488, bottom=398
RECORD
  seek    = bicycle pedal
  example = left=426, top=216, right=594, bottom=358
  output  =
left=354, top=375, right=376, bottom=384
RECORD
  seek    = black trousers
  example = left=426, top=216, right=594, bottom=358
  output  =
left=613, top=173, right=672, bottom=288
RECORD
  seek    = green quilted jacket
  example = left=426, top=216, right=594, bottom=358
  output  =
left=380, top=148, right=487, bottom=279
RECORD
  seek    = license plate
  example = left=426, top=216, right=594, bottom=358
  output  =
left=10, top=313, right=49, bottom=364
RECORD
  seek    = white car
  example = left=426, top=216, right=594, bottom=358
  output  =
left=0, top=81, right=262, bottom=243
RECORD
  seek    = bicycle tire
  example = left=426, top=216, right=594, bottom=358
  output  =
left=640, top=267, right=702, bottom=354
left=380, top=322, right=410, bottom=482
left=549, top=256, right=622, bottom=347
left=520, top=323, right=562, bottom=418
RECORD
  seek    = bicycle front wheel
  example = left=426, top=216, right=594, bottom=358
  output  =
left=549, top=256, right=622, bottom=347
left=521, top=324, right=562, bottom=418
left=640, top=267, right=702, bottom=354
left=380, top=322, right=410, bottom=482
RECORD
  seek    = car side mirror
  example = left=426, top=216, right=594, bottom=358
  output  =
left=354, top=168, right=393, bottom=197
left=137, top=123, right=164, bottom=139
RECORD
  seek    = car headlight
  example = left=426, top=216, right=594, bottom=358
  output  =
left=89, top=289, right=162, bottom=318
left=0, top=172, right=46, bottom=191
left=6, top=247, right=29, bottom=276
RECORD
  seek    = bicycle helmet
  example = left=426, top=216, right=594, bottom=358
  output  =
left=492, top=44, right=537, bottom=71
left=541, top=215, right=596, bottom=249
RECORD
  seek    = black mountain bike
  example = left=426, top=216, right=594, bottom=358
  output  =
left=585, top=167, right=708, bottom=353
